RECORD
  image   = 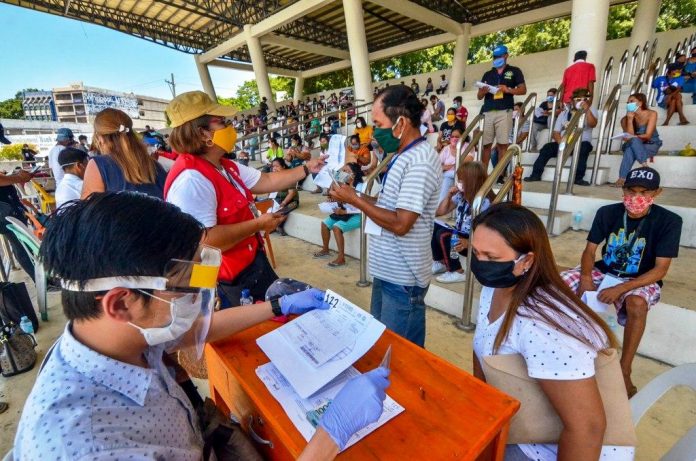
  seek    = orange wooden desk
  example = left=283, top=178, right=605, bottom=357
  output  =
left=206, top=321, right=519, bottom=460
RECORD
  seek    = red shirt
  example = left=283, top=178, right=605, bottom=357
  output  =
left=561, top=60, right=597, bottom=103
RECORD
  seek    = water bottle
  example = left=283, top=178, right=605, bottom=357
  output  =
left=449, top=233, right=460, bottom=260
left=572, top=211, right=583, bottom=231
left=605, top=313, right=618, bottom=333
left=240, top=289, right=253, bottom=306
left=20, top=316, right=34, bottom=335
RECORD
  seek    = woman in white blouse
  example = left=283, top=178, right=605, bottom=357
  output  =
left=469, top=203, right=633, bottom=461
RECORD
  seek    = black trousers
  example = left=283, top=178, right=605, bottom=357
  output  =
left=531, top=141, right=593, bottom=181
left=430, top=223, right=465, bottom=272
left=217, top=250, right=278, bottom=308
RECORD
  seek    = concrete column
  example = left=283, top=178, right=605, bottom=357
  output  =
left=194, top=55, right=217, bottom=101
left=245, top=24, right=276, bottom=112
left=343, top=0, right=373, bottom=106
left=449, top=23, right=471, bottom=93
left=628, top=0, right=662, bottom=58
left=294, top=75, right=304, bottom=102
left=567, top=0, right=610, bottom=67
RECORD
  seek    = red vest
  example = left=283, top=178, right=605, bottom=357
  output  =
left=164, top=154, right=260, bottom=281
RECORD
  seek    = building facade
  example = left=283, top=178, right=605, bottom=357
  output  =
left=51, top=82, right=169, bottom=130
left=22, top=91, right=57, bottom=121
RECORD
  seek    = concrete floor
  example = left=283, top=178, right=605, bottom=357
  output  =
left=1, top=235, right=695, bottom=460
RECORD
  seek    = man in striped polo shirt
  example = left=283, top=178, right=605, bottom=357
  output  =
left=330, top=85, right=441, bottom=346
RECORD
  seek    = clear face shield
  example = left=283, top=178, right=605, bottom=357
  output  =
left=61, top=245, right=221, bottom=358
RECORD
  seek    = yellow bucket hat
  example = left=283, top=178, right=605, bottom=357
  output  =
left=166, top=91, right=238, bottom=128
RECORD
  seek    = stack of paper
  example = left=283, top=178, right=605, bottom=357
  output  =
left=313, top=135, right=346, bottom=189
left=257, top=290, right=386, bottom=398
left=581, top=273, right=624, bottom=312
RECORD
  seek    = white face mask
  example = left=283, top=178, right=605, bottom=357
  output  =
left=575, top=101, right=584, bottom=110
left=129, top=290, right=203, bottom=346
left=356, top=122, right=363, bottom=128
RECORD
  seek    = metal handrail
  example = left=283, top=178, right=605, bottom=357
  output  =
left=455, top=144, right=522, bottom=331
left=629, top=45, right=641, bottom=83
left=664, top=47, right=674, bottom=67
left=640, top=40, right=650, bottom=72
left=547, top=84, right=564, bottom=144
left=512, top=92, right=537, bottom=152
left=597, top=56, right=614, bottom=109
left=546, top=108, right=586, bottom=233
left=591, top=84, right=622, bottom=184
left=356, top=151, right=396, bottom=287
left=455, top=130, right=483, bottom=171
left=646, top=58, right=662, bottom=107
left=617, top=49, right=630, bottom=85
left=649, top=38, right=658, bottom=63
left=455, top=113, right=485, bottom=164
left=630, top=68, right=646, bottom=95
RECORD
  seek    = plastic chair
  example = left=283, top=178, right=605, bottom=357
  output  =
left=14, top=183, right=39, bottom=210
left=5, top=218, right=48, bottom=321
left=253, top=199, right=277, bottom=269
left=24, top=211, right=46, bottom=239
left=30, top=180, right=56, bottom=214
left=630, top=363, right=696, bottom=460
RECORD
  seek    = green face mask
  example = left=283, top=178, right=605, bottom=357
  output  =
left=372, top=116, right=403, bottom=154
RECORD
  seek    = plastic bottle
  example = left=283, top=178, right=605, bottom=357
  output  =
left=449, top=233, right=460, bottom=260
left=605, top=313, right=618, bottom=333
left=572, top=211, right=583, bottom=231
left=240, top=289, right=254, bottom=306
left=19, top=316, right=34, bottom=335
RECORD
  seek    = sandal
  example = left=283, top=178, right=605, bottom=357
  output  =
left=328, top=260, right=346, bottom=267
left=0, top=402, right=8, bottom=414
left=313, top=250, right=330, bottom=258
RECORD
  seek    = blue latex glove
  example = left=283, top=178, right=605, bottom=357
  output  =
left=279, top=288, right=330, bottom=315
left=319, top=367, right=390, bottom=450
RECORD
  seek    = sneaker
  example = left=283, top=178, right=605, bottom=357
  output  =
left=574, top=179, right=591, bottom=186
left=524, top=176, right=541, bottom=182
left=431, top=261, right=447, bottom=275
left=436, top=271, right=466, bottom=283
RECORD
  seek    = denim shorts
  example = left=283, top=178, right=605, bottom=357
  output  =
left=370, top=277, right=429, bottom=347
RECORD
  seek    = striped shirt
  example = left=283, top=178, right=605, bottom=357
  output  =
left=368, top=139, right=442, bottom=288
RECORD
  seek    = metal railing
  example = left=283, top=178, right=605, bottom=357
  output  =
left=640, top=41, right=651, bottom=74
left=455, top=114, right=485, bottom=169
left=628, top=45, right=642, bottom=84
left=617, top=49, right=630, bottom=85
left=646, top=58, right=662, bottom=107
left=546, top=108, right=586, bottom=233
left=630, top=68, right=646, bottom=95
left=512, top=92, right=537, bottom=153
left=591, top=84, right=622, bottom=184
left=356, top=151, right=396, bottom=287
left=547, top=84, right=564, bottom=144
left=597, top=56, right=614, bottom=109
left=455, top=144, right=523, bottom=331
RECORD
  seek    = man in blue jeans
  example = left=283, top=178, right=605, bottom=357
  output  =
left=330, top=85, right=441, bottom=346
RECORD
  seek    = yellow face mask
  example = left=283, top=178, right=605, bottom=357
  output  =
left=447, top=114, right=456, bottom=123
left=211, top=125, right=237, bottom=153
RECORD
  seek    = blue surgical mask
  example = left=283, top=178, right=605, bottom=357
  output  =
left=493, top=57, right=506, bottom=68
left=547, top=96, right=555, bottom=102
left=626, top=102, right=639, bottom=113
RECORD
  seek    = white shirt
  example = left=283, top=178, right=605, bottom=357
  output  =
left=48, top=144, right=66, bottom=184
left=473, top=287, right=634, bottom=461
left=55, top=173, right=83, bottom=208
left=439, top=78, right=449, bottom=88
left=166, top=162, right=261, bottom=228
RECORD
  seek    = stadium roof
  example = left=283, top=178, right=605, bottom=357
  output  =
left=3, top=0, right=579, bottom=74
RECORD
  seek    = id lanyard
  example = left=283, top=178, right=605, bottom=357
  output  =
left=615, top=210, right=649, bottom=275
left=381, top=136, right=427, bottom=185
left=218, top=165, right=261, bottom=218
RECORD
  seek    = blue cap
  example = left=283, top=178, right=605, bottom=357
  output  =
left=55, top=128, right=74, bottom=142
left=492, top=44, right=508, bottom=58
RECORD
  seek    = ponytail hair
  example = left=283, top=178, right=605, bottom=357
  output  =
left=93, top=108, right=157, bottom=184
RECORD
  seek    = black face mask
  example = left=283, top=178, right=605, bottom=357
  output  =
left=470, top=253, right=525, bottom=288
left=238, top=159, right=249, bottom=166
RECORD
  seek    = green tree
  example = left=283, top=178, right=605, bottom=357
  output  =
left=218, top=76, right=296, bottom=110
left=0, top=98, right=23, bottom=119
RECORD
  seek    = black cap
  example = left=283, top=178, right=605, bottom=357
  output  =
left=0, top=123, right=10, bottom=145
left=624, top=166, right=660, bottom=190
left=58, top=147, right=89, bottom=168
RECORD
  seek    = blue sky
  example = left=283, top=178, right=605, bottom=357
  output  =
left=0, top=3, right=252, bottom=101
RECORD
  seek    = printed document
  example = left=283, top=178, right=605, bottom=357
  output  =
left=314, top=135, right=346, bottom=189
left=256, top=363, right=404, bottom=450
left=581, top=274, right=625, bottom=312
left=257, top=290, right=386, bottom=398
left=318, top=201, right=361, bottom=215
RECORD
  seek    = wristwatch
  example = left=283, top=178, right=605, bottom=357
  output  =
left=270, top=297, right=283, bottom=316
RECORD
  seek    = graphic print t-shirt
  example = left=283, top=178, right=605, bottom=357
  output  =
left=588, top=203, right=682, bottom=280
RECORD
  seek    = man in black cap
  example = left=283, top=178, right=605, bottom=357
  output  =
left=561, top=167, right=682, bottom=397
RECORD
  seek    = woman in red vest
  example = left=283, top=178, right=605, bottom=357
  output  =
left=164, top=91, right=326, bottom=307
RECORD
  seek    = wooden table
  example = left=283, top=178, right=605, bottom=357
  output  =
left=206, top=321, right=519, bottom=460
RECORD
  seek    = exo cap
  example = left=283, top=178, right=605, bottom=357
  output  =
left=624, top=166, right=660, bottom=190
left=166, top=91, right=238, bottom=128
left=492, top=44, right=508, bottom=58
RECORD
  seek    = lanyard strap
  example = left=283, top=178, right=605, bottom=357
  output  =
left=382, top=136, right=427, bottom=184
left=616, top=210, right=650, bottom=274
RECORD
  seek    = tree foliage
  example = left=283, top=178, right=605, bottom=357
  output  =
left=218, top=76, right=294, bottom=110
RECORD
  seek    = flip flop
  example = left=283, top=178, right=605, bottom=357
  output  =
left=0, top=402, right=8, bottom=414
left=627, top=385, right=638, bottom=398
left=313, top=251, right=330, bottom=258
left=328, top=261, right=346, bottom=267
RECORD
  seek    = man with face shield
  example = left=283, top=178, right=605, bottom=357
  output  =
left=329, top=85, right=441, bottom=347
left=14, top=192, right=390, bottom=460
left=165, top=91, right=328, bottom=308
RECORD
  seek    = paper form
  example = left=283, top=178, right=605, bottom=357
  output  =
left=256, top=363, right=404, bottom=450
left=581, top=274, right=625, bottom=312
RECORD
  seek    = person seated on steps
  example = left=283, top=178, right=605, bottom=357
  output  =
left=431, top=161, right=493, bottom=284
left=560, top=167, right=682, bottom=397
left=524, top=88, right=597, bottom=186
left=613, top=93, right=662, bottom=188
left=653, top=63, right=690, bottom=126
left=313, top=162, right=364, bottom=268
